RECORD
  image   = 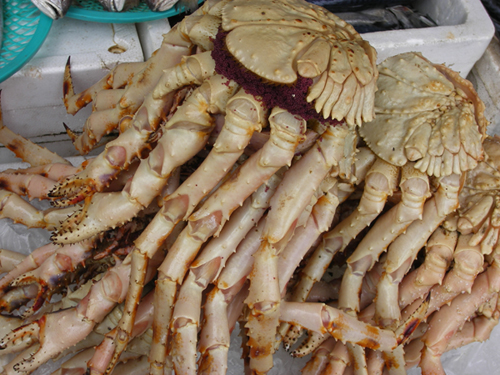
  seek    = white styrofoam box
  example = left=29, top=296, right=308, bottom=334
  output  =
left=0, top=17, right=144, bottom=163
left=468, top=36, right=500, bottom=135
left=359, top=0, right=495, bottom=77
left=136, top=18, right=172, bottom=59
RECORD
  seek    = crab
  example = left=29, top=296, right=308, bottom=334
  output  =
left=40, top=0, right=379, bottom=373
left=0, top=2, right=497, bottom=375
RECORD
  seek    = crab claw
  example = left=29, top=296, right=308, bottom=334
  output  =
left=0, top=307, right=94, bottom=373
left=8, top=274, right=50, bottom=317
left=0, top=283, right=39, bottom=314
left=63, top=122, right=78, bottom=144
left=49, top=177, right=96, bottom=207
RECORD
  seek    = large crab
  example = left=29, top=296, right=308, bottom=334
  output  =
left=278, top=51, right=487, bottom=373
left=32, top=0, right=379, bottom=373
left=0, top=2, right=495, bottom=375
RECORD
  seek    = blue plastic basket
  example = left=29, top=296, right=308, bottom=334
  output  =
left=0, top=0, right=53, bottom=83
left=67, top=0, right=200, bottom=23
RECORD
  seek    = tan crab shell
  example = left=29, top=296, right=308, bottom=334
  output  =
left=359, top=52, right=488, bottom=178
left=441, top=136, right=500, bottom=256
left=220, top=0, right=378, bottom=125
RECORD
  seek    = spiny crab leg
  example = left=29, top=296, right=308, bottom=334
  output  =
left=277, top=177, right=340, bottom=296
left=169, top=173, right=282, bottom=375
left=245, top=123, right=356, bottom=374
left=52, top=74, right=238, bottom=244
left=0, top=189, right=79, bottom=230
left=403, top=297, right=499, bottom=373
left=0, top=163, right=83, bottom=204
left=420, top=247, right=500, bottom=375
left=279, top=298, right=427, bottom=353
left=149, top=107, right=306, bottom=375
left=63, top=57, right=148, bottom=115
left=51, top=52, right=217, bottom=207
left=53, top=348, right=148, bottom=375
left=87, top=291, right=155, bottom=375
left=65, top=27, right=196, bottom=155
left=0, top=172, right=63, bottom=200
left=374, top=173, right=462, bottom=328
left=300, top=336, right=336, bottom=375
left=277, top=147, right=377, bottom=296
left=398, top=227, right=458, bottom=309
left=65, top=0, right=226, bottom=155
left=408, top=232, right=484, bottom=322
left=101, top=89, right=265, bottom=374
left=444, top=294, right=500, bottom=352
left=0, top=260, right=131, bottom=374
left=1, top=162, right=81, bottom=181
left=3, top=239, right=95, bottom=317
left=0, top=249, right=26, bottom=273
left=197, top=218, right=267, bottom=374
left=339, top=162, right=430, bottom=314
left=0, top=245, right=166, bottom=375
left=280, top=157, right=396, bottom=348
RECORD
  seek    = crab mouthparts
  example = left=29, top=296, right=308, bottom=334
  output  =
left=212, top=29, right=334, bottom=124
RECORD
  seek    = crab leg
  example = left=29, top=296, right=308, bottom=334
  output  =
left=279, top=301, right=422, bottom=352
left=375, top=173, right=461, bottom=327
left=339, top=162, right=430, bottom=314
left=170, top=174, right=280, bottom=375
left=0, top=172, right=61, bottom=200
left=87, top=291, right=155, bottom=375
left=323, top=341, right=350, bottom=375
left=300, top=336, right=336, bottom=375
left=403, top=303, right=498, bottom=372
left=277, top=147, right=377, bottom=297
left=366, top=349, right=385, bottom=375
left=245, top=123, right=356, bottom=374
left=0, top=242, right=166, bottom=375
left=0, top=163, right=83, bottom=202
left=2, top=239, right=95, bottom=316
left=51, top=53, right=217, bottom=207
left=98, top=89, right=265, bottom=374
left=444, top=300, right=500, bottom=351
left=149, top=107, right=306, bottom=375
left=420, top=254, right=500, bottom=375
left=400, top=236, right=484, bottom=330
left=277, top=179, right=340, bottom=296
left=52, top=74, right=238, bottom=244
left=0, top=249, right=26, bottom=273
left=1, top=162, right=81, bottom=181
left=67, top=36, right=191, bottom=155
left=198, top=219, right=267, bottom=374
left=63, top=59, right=148, bottom=115
left=0, top=260, right=131, bottom=374
left=66, top=0, right=225, bottom=155
left=398, top=227, right=458, bottom=309
left=0, top=189, right=78, bottom=230
left=281, top=157, right=396, bottom=347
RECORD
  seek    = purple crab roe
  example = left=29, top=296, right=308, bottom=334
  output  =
left=212, top=30, right=338, bottom=124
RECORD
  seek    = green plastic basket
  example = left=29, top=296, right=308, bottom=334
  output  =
left=67, top=0, right=201, bottom=23
left=0, top=0, right=53, bottom=83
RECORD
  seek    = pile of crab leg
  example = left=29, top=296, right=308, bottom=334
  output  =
left=2, top=0, right=500, bottom=374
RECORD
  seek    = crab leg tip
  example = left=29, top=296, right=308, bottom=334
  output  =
left=63, top=123, right=78, bottom=143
